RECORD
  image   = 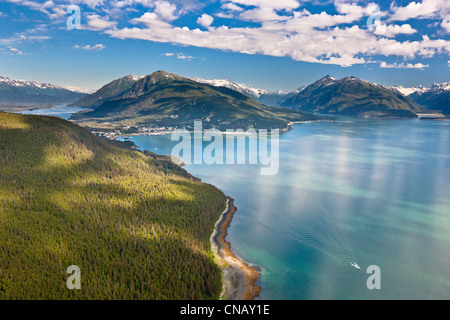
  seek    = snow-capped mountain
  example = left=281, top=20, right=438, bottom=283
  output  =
left=390, top=85, right=429, bottom=96
left=0, top=76, right=88, bottom=104
left=190, top=77, right=301, bottom=106
left=62, top=86, right=95, bottom=94
left=391, top=82, right=450, bottom=96
left=402, top=82, right=450, bottom=114
left=190, top=77, right=271, bottom=98
left=0, top=76, right=61, bottom=90
left=281, top=75, right=421, bottom=118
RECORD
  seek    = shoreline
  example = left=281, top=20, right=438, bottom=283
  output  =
left=112, top=119, right=334, bottom=139
left=210, top=196, right=261, bottom=300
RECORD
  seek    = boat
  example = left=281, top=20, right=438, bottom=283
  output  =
left=350, top=262, right=361, bottom=270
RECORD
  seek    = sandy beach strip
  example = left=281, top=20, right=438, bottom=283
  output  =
left=211, top=196, right=261, bottom=300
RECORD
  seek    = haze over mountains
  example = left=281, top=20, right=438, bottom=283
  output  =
left=1, top=72, right=448, bottom=123
left=192, top=75, right=449, bottom=117
left=280, top=75, right=421, bottom=118
left=70, top=70, right=320, bottom=132
left=392, top=83, right=450, bottom=115
left=190, top=77, right=303, bottom=107
left=0, top=76, right=88, bottom=105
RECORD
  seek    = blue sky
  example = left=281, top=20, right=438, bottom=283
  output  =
left=0, top=0, right=449, bottom=92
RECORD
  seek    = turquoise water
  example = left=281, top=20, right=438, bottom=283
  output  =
left=16, top=105, right=88, bottom=120
left=121, top=118, right=450, bottom=300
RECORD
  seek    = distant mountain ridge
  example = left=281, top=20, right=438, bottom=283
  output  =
left=391, top=83, right=450, bottom=115
left=190, top=77, right=301, bottom=106
left=190, top=77, right=273, bottom=98
left=0, top=76, right=88, bottom=104
left=191, top=75, right=449, bottom=118
left=281, top=75, right=421, bottom=118
left=70, top=70, right=322, bottom=132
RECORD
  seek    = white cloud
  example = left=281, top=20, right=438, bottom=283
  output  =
left=239, top=7, right=289, bottom=22
left=221, top=3, right=244, bottom=12
left=229, top=0, right=300, bottom=11
left=380, top=61, right=429, bottom=69
left=4, top=0, right=449, bottom=68
left=85, top=14, right=118, bottom=31
left=74, top=44, right=106, bottom=51
left=81, top=0, right=105, bottom=8
left=7, top=46, right=25, bottom=55
left=390, top=0, right=450, bottom=22
left=163, top=52, right=194, bottom=60
left=107, top=1, right=450, bottom=67
left=442, top=17, right=450, bottom=33
left=197, top=13, right=214, bottom=28
left=153, top=0, right=178, bottom=21
left=176, top=53, right=194, bottom=60
left=373, top=23, right=417, bottom=38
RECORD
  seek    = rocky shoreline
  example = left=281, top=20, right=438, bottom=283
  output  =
left=210, top=196, right=261, bottom=300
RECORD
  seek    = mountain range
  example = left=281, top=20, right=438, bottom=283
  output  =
left=70, top=71, right=321, bottom=132
left=391, top=83, right=450, bottom=115
left=0, top=76, right=88, bottom=105
left=2, top=72, right=448, bottom=124
left=190, top=77, right=302, bottom=107
left=280, top=75, right=421, bottom=118
left=192, top=76, right=449, bottom=117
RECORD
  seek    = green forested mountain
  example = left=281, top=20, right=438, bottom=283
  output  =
left=281, top=76, right=420, bottom=118
left=0, top=112, right=226, bottom=299
left=70, top=71, right=321, bottom=131
left=70, top=75, right=141, bottom=108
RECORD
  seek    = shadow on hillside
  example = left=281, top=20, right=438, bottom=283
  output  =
left=0, top=112, right=224, bottom=299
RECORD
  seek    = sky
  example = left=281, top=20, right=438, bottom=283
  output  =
left=0, top=0, right=449, bottom=92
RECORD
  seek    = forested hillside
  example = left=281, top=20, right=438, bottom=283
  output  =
left=0, top=112, right=226, bottom=299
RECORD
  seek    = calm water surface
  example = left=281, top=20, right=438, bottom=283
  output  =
left=121, top=118, right=450, bottom=299
left=17, top=105, right=88, bottom=120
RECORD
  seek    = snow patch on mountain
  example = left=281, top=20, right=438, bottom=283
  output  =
left=190, top=77, right=274, bottom=98
left=0, top=76, right=93, bottom=94
left=391, top=82, right=450, bottom=96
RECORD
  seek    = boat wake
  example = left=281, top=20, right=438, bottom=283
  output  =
left=287, top=201, right=359, bottom=269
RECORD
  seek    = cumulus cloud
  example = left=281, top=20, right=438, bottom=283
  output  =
left=85, top=14, right=118, bottom=31
left=175, top=53, right=194, bottom=60
left=107, top=0, right=450, bottom=67
left=74, top=44, right=106, bottom=51
left=221, top=3, right=244, bottom=12
left=3, top=0, right=450, bottom=68
left=230, top=0, right=300, bottom=11
left=197, top=13, right=214, bottom=28
left=6, top=46, right=25, bottom=55
left=153, top=0, right=178, bottom=21
left=372, top=23, right=417, bottom=38
left=163, top=52, right=194, bottom=60
left=442, top=17, right=450, bottom=33
left=390, top=0, right=450, bottom=22
left=380, top=61, right=429, bottom=69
